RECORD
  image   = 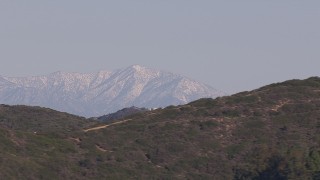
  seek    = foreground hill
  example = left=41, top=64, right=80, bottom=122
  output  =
left=0, top=65, right=223, bottom=117
left=0, top=105, right=95, bottom=134
left=97, top=106, right=149, bottom=122
left=0, top=105, right=97, bottom=179
left=1, top=77, right=320, bottom=179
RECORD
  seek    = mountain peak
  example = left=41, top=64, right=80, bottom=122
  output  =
left=126, top=64, right=149, bottom=73
left=131, top=64, right=145, bottom=70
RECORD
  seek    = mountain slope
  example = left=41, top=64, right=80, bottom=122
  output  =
left=0, top=104, right=95, bottom=135
left=0, top=65, right=223, bottom=117
left=0, top=104, right=99, bottom=179
left=1, top=77, right=320, bottom=179
left=78, top=77, right=320, bottom=179
left=97, top=106, right=149, bottom=122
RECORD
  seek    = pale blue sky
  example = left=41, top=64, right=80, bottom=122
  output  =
left=0, top=1, right=319, bottom=93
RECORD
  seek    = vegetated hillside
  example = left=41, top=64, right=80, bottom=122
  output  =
left=97, top=106, right=149, bottom=122
left=1, top=77, right=320, bottom=179
left=0, top=105, right=97, bottom=179
left=0, top=105, right=95, bottom=135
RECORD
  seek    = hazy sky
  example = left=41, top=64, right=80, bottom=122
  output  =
left=0, top=1, right=319, bottom=94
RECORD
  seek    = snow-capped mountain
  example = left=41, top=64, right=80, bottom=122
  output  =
left=0, top=65, right=224, bottom=117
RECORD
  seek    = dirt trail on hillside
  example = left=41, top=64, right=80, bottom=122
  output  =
left=271, top=100, right=290, bottom=112
left=95, top=144, right=113, bottom=152
left=83, top=119, right=132, bottom=132
left=69, top=137, right=81, bottom=143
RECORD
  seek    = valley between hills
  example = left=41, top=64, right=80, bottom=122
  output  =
left=1, top=77, right=320, bottom=179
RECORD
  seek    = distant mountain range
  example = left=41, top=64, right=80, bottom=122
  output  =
left=0, top=65, right=224, bottom=117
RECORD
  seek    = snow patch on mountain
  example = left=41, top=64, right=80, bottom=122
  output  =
left=0, top=65, right=224, bottom=117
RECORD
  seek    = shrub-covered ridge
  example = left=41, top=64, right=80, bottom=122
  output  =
left=1, top=77, right=320, bottom=179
